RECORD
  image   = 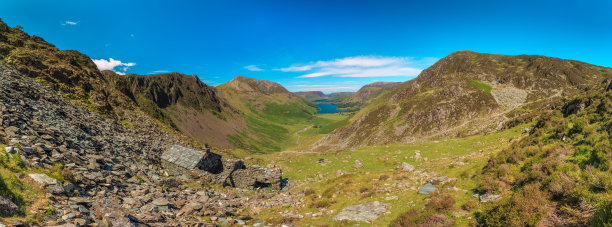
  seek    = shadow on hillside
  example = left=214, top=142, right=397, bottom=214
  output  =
left=0, top=173, right=25, bottom=216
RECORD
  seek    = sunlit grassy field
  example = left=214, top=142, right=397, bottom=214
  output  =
left=241, top=122, right=530, bottom=226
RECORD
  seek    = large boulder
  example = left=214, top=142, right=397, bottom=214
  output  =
left=230, top=166, right=282, bottom=190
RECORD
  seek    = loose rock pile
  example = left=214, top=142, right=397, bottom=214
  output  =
left=0, top=63, right=288, bottom=226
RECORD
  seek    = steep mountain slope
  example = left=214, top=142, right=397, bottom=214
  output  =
left=100, top=70, right=243, bottom=149
left=314, top=51, right=612, bottom=151
left=294, top=91, right=328, bottom=102
left=475, top=81, right=612, bottom=226
left=0, top=19, right=135, bottom=117
left=217, top=76, right=317, bottom=152
left=0, top=19, right=316, bottom=152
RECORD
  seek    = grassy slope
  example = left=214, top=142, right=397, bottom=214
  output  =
left=244, top=123, right=529, bottom=226
left=217, top=78, right=320, bottom=153
left=0, top=145, right=73, bottom=224
left=316, top=51, right=612, bottom=151
left=474, top=86, right=612, bottom=226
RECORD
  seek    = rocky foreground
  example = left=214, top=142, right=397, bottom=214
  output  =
left=0, top=63, right=297, bottom=226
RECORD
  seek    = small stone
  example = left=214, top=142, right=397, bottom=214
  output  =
left=354, top=160, right=364, bottom=169
left=47, top=183, right=65, bottom=195
left=4, top=146, right=14, bottom=154
left=151, top=198, right=170, bottom=206
left=73, top=218, right=87, bottom=226
left=397, top=162, right=414, bottom=172
left=479, top=193, right=501, bottom=203
left=336, top=170, right=344, bottom=177
left=418, top=183, right=437, bottom=195
left=62, top=212, right=76, bottom=220
left=385, top=196, right=398, bottom=201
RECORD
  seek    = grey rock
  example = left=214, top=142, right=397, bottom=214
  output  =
left=47, top=183, right=65, bottom=195
left=354, top=160, right=364, bottom=169
left=4, top=146, right=14, bottom=154
left=479, top=193, right=501, bottom=203
left=333, top=201, right=388, bottom=221
left=418, top=183, right=437, bottom=195
left=0, top=195, right=19, bottom=216
left=397, top=162, right=415, bottom=172
left=28, top=173, right=58, bottom=186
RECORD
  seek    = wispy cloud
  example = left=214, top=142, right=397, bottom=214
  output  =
left=61, top=21, right=79, bottom=26
left=244, top=65, right=263, bottom=71
left=92, top=58, right=136, bottom=75
left=149, top=70, right=170, bottom=74
left=287, top=84, right=362, bottom=92
left=278, top=56, right=438, bottom=78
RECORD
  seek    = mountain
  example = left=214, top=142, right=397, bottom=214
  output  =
left=294, top=91, right=328, bottom=102
left=0, top=19, right=314, bottom=152
left=314, top=51, right=612, bottom=151
left=216, top=76, right=317, bottom=152
left=347, top=82, right=401, bottom=104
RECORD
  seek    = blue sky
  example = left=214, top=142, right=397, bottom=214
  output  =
left=1, top=0, right=611, bottom=93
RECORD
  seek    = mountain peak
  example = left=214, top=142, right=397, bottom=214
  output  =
left=223, top=76, right=291, bottom=95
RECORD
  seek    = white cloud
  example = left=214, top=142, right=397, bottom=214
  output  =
left=61, top=21, right=79, bottom=26
left=287, top=84, right=362, bottom=92
left=92, top=58, right=136, bottom=75
left=277, top=56, right=438, bottom=78
left=149, top=70, right=170, bottom=74
left=244, top=65, right=263, bottom=71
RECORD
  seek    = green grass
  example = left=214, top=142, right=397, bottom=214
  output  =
left=246, top=123, right=529, bottom=226
left=469, top=80, right=492, bottom=93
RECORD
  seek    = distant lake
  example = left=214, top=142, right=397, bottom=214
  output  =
left=316, top=104, right=347, bottom=114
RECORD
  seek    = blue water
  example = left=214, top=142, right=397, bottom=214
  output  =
left=316, top=104, right=348, bottom=114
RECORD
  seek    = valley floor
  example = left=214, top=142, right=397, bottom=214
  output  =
left=235, top=118, right=531, bottom=226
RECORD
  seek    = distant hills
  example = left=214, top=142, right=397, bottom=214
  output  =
left=313, top=50, right=612, bottom=151
left=294, top=91, right=328, bottom=102
left=3, top=19, right=611, bottom=154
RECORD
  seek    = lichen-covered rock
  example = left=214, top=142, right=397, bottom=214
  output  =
left=333, top=201, right=389, bottom=221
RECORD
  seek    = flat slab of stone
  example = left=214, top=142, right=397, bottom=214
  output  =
left=333, top=201, right=389, bottom=222
left=479, top=193, right=501, bottom=203
left=28, top=173, right=58, bottom=186
left=418, top=183, right=437, bottom=195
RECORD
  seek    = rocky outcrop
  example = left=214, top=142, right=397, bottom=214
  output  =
left=0, top=195, right=19, bottom=216
left=0, top=63, right=287, bottom=226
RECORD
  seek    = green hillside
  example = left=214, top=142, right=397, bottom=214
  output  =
left=314, top=51, right=612, bottom=151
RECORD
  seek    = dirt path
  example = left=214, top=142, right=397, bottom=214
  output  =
left=295, top=125, right=313, bottom=145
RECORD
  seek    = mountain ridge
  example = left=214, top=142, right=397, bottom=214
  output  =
left=313, top=50, right=612, bottom=151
